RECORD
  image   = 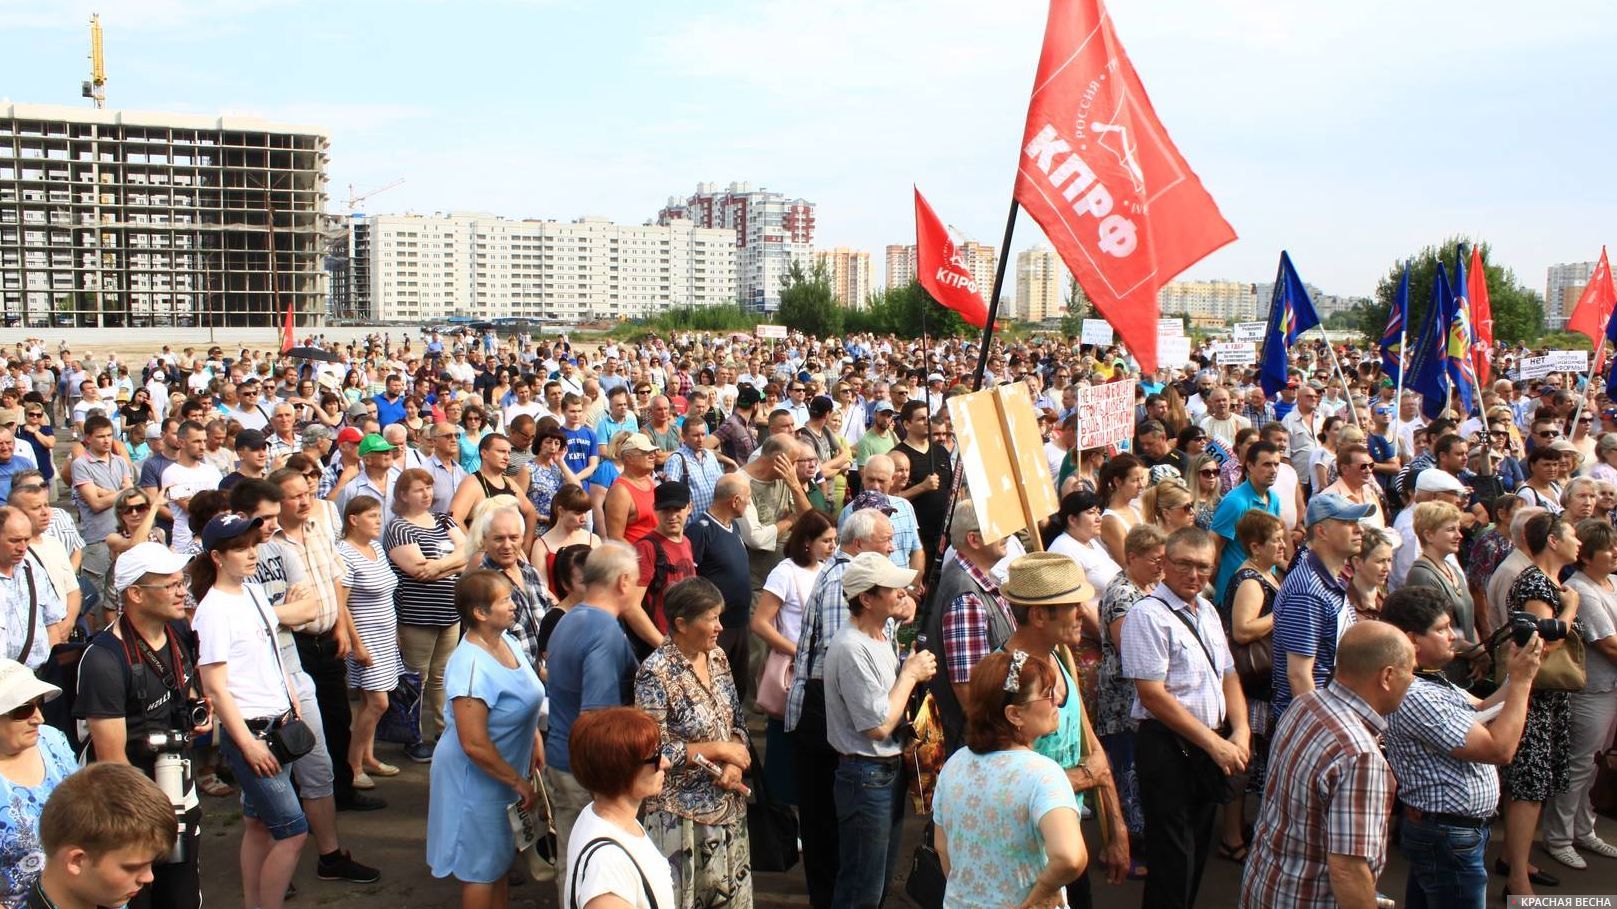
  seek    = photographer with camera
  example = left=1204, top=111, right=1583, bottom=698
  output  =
left=1381, top=585, right=1543, bottom=908
left=74, top=541, right=207, bottom=909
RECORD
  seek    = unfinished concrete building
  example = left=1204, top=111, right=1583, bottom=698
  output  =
left=0, top=103, right=328, bottom=328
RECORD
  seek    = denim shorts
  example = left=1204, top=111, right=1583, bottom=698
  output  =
left=220, top=724, right=309, bottom=841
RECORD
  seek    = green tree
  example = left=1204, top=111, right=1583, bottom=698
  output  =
left=777, top=259, right=843, bottom=337
left=1359, top=237, right=1545, bottom=345
left=845, top=282, right=971, bottom=339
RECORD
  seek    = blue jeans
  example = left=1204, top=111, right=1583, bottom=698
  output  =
left=219, top=726, right=309, bottom=840
left=832, top=755, right=905, bottom=909
left=1400, top=815, right=1489, bottom=909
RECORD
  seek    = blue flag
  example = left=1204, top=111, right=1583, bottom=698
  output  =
left=1380, top=265, right=1409, bottom=384
left=1446, top=247, right=1478, bottom=415
left=1604, top=283, right=1617, bottom=400
left=1406, top=262, right=1454, bottom=420
left=1259, top=251, right=1322, bottom=396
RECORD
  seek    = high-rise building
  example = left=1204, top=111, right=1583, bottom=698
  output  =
left=1546, top=261, right=1597, bottom=331
left=884, top=241, right=997, bottom=299
left=1158, top=280, right=1261, bottom=323
left=0, top=102, right=327, bottom=328
left=1015, top=246, right=1064, bottom=323
left=656, top=182, right=814, bottom=313
left=815, top=247, right=872, bottom=308
left=354, top=212, right=736, bottom=324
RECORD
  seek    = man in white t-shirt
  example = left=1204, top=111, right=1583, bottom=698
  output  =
left=502, top=379, right=545, bottom=428
left=230, top=378, right=272, bottom=432
left=161, top=420, right=224, bottom=554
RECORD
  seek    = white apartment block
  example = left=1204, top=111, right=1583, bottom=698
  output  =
left=885, top=241, right=997, bottom=300
left=1546, top=261, right=1597, bottom=331
left=657, top=182, right=814, bottom=313
left=1015, top=246, right=1064, bottom=323
left=1158, top=280, right=1261, bottom=323
left=816, top=247, right=872, bottom=308
left=0, top=103, right=326, bottom=328
left=355, top=212, right=736, bottom=324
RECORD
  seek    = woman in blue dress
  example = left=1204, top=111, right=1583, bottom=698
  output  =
left=426, top=569, right=545, bottom=909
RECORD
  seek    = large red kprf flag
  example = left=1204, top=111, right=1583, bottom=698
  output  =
left=1013, top=0, right=1235, bottom=373
left=915, top=187, right=990, bottom=329
left=1567, top=247, right=1616, bottom=349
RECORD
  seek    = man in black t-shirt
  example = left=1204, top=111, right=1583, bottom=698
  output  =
left=892, top=400, right=952, bottom=561
left=74, top=542, right=204, bottom=909
left=687, top=473, right=756, bottom=700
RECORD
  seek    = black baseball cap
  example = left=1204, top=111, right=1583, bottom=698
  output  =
left=234, top=429, right=267, bottom=451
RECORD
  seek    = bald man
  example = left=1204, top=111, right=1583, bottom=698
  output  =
left=1241, top=622, right=1414, bottom=909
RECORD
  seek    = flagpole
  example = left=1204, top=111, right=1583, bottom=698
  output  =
left=1317, top=326, right=1362, bottom=429
left=1572, top=336, right=1604, bottom=430
left=1392, top=321, right=1408, bottom=459
left=970, top=200, right=1019, bottom=391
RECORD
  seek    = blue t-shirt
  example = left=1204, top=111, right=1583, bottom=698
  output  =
left=1210, top=481, right=1281, bottom=604
left=562, top=424, right=598, bottom=486
left=594, top=414, right=639, bottom=451
left=1368, top=433, right=1396, bottom=494
left=373, top=392, right=406, bottom=427
left=1269, top=551, right=1352, bottom=721
left=932, top=748, right=1079, bottom=909
left=17, top=425, right=53, bottom=482
left=543, top=605, right=638, bottom=772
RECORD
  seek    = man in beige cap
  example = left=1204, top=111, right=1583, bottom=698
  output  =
left=1001, top=550, right=1131, bottom=902
left=823, top=550, right=935, bottom=909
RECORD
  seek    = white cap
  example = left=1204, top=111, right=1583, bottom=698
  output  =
left=0, top=658, right=60, bottom=715
left=1414, top=469, right=1467, bottom=494
left=841, top=551, right=918, bottom=601
left=112, top=542, right=192, bottom=598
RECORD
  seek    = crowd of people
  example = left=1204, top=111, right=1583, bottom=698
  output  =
left=0, top=324, right=1614, bottom=908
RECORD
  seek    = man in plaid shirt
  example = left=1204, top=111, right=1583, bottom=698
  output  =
left=1240, top=622, right=1415, bottom=908
left=922, top=501, right=1011, bottom=752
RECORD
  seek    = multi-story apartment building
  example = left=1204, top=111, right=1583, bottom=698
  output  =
left=0, top=102, right=326, bottom=327
left=353, top=212, right=736, bottom=324
left=1015, top=246, right=1065, bottom=323
left=1547, top=261, right=1598, bottom=331
left=885, top=244, right=915, bottom=290
left=656, top=182, right=814, bottom=313
left=1158, top=280, right=1261, bottom=323
left=815, top=247, right=872, bottom=308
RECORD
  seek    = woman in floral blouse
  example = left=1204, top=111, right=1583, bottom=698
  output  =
left=634, top=578, right=752, bottom=908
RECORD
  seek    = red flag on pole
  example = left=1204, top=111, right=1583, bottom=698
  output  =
left=281, top=301, right=295, bottom=353
left=1566, top=247, right=1616, bottom=348
left=914, top=188, right=990, bottom=329
left=1012, top=0, right=1235, bottom=374
left=1467, top=245, right=1492, bottom=384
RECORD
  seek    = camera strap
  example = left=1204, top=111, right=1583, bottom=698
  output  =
left=120, top=614, right=188, bottom=697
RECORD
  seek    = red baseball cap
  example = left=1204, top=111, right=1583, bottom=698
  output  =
left=336, top=427, right=364, bottom=445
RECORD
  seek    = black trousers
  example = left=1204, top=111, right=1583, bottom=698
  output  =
left=293, top=631, right=355, bottom=804
left=717, top=624, right=751, bottom=705
left=790, top=680, right=841, bottom=909
left=1135, top=721, right=1219, bottom=909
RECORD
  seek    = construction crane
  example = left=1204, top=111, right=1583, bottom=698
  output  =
left=346, top=179, right=405, bottom=213
left=81, top=14, right=106, bottom=109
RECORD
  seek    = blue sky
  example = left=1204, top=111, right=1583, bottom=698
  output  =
left=3, top=0, right=1613, bottom=301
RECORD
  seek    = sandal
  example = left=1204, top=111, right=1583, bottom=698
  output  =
left=1217, top=840, right=1249, bottom=862
left=198, top=773, right=235, bottom=797
left=1127, top=859, right=1149, bottom=880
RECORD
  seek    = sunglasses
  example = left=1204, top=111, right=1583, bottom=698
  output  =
left=1198, top=468, right=1219, bottom=477
left=119, top=502, right=151, bottom=515
left=1537, top=430, right=1562, bottom=438
left=643, top=750, right=664, bottom=769
left=6, top=698, right=43, bottom=721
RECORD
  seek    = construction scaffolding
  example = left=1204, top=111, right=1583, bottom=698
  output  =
left=0, top=103, right=329, bottom=328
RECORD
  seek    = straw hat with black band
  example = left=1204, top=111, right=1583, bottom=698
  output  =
left=1001, top=552, right=1096, bottom=615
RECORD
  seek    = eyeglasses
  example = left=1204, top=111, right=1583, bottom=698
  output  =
left=1166, top=557, right=1215, bottom=576
left=5, top=698, right=43, bottom=721
left=134, top=579, right=187, bottom=593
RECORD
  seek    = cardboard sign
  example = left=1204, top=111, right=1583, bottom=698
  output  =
left=1074, top=380, right=1135, bottom=450
left=1211, top=341, right=1257, bottom=366
left=1081, top=319, right=1115, bottom=347
left=1157, top=335, right=1193, bottom=368
left=948, top=383, right=1057, bottom=544
left=1158, top=317, right=1184, bottom=337
left=1233, top=322, right=1266, bottom=343
left=1547, top=350, right=1589, bottom=373
left=755, top=324, right=787, bottom=340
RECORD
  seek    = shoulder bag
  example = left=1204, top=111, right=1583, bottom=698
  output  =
left=755, top=567, right=811, bottom=719
left=1227, top=574, right=1275, bottom=696
left=745, top=737, right=799, bottom=873
left=244, top=586, right=317, bottom=764
left=569, top=837, right=658, bottom=909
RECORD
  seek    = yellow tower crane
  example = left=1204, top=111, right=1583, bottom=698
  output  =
left=82, top=14, right=106, bottom=108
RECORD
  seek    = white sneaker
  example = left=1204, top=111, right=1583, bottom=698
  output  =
left=1546, top=844, right=1586, bottom=870
left=1577, top=835, right=1617, bottom=859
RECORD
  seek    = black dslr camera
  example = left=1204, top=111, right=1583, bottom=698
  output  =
left=1506, top=613, right=1569, bottom=648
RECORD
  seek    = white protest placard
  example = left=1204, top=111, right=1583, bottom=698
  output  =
left=1081, top=319, right=1114, bottom=347
left=1212, top=341, right=1257, bottom=366
left=1074, top=380, right=1135, bottom=450
left=1157, top=335, right=1193, bottom=368
left=755, top=324, right=787, bottom=340
left=1547, top=350, right=1589, bottom=373
left=1519, top=355, right=1555, bottom=381
left=1158, top=317, right=1184, bottom=337
left=1233, top=322, right=1266, bottom=343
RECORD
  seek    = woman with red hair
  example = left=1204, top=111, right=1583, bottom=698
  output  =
left=563, top=706, right=676, bottom=909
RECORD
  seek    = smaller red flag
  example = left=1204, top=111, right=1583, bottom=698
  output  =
left=281, top=301, right=295, bottom=353
left=914, top=187, right=989, bottom=329
left=1468, top=245, right=1491, bottom=384
left=1565, top=247, right=1616, bottom=348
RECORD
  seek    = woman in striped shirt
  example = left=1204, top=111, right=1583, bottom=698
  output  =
left=386, top=468, right=467, bottom=764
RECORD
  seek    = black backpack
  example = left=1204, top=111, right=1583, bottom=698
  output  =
left=40, top=620, right=194, bottom=760
left=628, top=537, right=675, bottom=662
